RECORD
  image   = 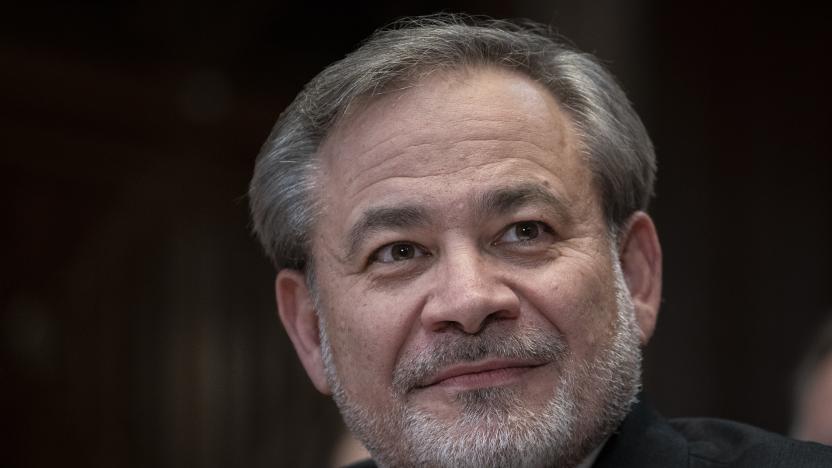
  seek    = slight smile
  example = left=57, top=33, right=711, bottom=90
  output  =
left=416, top=359, right=547, bottom=391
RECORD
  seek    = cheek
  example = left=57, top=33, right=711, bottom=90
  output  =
left=518, top=261, right=618, bottom=358
left=322, top=282, right=419, bottom=396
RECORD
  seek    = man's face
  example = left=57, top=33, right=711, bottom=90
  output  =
left=286, top=67, right=652, bottom=467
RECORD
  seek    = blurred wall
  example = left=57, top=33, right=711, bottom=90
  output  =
left=2, top=2, right=830, bottom=467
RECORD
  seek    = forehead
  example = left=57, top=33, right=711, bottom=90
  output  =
left=320, top=68, right=583, bottom=179
left=314, top=66, right=597, bottom=241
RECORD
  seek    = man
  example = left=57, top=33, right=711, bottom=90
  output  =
left=249, top=15, right=832, bottom=468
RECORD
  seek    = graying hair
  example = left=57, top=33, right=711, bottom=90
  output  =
left=249, top=14, right=656, bottom=271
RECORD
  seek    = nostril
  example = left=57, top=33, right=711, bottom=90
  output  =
left=421, top=257, right=521, bottom=334
left=448, top=309, right=515, bottom=335
left=474, top=311, right=512, bottom=333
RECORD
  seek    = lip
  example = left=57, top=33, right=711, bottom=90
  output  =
left=416, top=359, right=546, bottom=390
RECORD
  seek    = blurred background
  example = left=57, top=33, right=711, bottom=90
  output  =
left=2, top=1, right=830, bottom=467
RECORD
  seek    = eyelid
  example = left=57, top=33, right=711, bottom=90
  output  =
left=369, top=241, right=430, bottom=264
left=494, top=220, right=554, bottom=245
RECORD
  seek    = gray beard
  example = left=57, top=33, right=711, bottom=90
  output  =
left=318, top=263, right=642, bottom=468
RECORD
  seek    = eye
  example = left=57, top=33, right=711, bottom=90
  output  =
left=495, top=221, right=551, bottom=244
left=371, top=242, right=429, bottom=264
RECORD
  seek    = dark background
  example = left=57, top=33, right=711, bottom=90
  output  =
left=2, top=2, right=830, bottom=467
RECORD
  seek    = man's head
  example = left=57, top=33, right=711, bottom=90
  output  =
left=250, top=16, right=662, bottom=468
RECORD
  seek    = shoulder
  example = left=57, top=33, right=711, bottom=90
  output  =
left=670, top=416, right=832, bottom=468
left=595, top=397, right=832, bottom=468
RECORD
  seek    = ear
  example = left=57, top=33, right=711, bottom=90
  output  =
left=617, top=211, right=663, bottom=346
left=275, top=269, right=332, bottom=395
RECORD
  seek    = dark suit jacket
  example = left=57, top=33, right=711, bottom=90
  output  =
left=345, top=397, right=832, bottom=467
left=593, top=397, right=832, bottom=467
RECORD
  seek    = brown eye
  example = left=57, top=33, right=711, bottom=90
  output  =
left=391, top=243, right=415, bottom=261
left=371, top=242, right=428, bottom=264
left=495, top=221, right=551, bottom=245
left=514, top=221, right=540, bottom=240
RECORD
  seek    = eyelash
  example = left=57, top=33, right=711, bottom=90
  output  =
left=493, top=220, right=554, bottom=246
left=367, top=220, right=555, bottom=266
left=369, top=242, right=431, bottom=264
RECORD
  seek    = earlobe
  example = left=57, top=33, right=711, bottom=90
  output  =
left=275, top=269, right=332, bottom=395
left=617, top=212, right=663, bottom=346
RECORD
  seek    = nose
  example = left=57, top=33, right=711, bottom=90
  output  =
left=421, top=247, right=521, bottom=334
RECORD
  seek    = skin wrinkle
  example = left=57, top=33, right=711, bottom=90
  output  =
left=318, top=85, right=581, bottom=203
left=350, top=220, right=597, bottom=288
left=247, top=19, right=666, bottom=463
left=319, top=70, right=577, bottom=200
left=304, top=67, right=641, bottom=468
left=328, top=114, right=546, bottom=165
left=336, top=201, right=601, bottom=282
left=363, top=233, right=545, bottom=294
left=397, top=231, right=576, bottom=394
left=382, top=229, right=605, bottom=368
left=344, top=183, right=575, bottom=265
left=328, top=207, right=604, bottom=290
left=345, top=205, right=432, bottom=263
left=331, top=157, right=591, bottom=236
left=319, top=250, right=639, bottom=468
left=360, top=228, right=599, bottom=302
left=472, top=184, right=572, bottom=224
left=338, top=139, right=563, bottom=196
left=323, top=108, right=582, bottom=203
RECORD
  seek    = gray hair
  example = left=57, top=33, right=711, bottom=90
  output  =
left=249, top=14, right=656, bottom=271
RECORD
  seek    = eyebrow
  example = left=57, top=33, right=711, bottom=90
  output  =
left=346, top=205, right=431, bottom=261
left=474, top=184, right=571, bottom=222
left=344, top=183, right=570, bottom=261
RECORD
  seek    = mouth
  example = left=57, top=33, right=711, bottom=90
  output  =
left=415, top=359, right=546, bottom=391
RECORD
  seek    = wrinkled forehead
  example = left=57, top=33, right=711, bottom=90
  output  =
left=315, top=66, right=587, bottom=192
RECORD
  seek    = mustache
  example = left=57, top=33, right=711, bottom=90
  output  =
left=392, top=327, right=569, bottom=394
